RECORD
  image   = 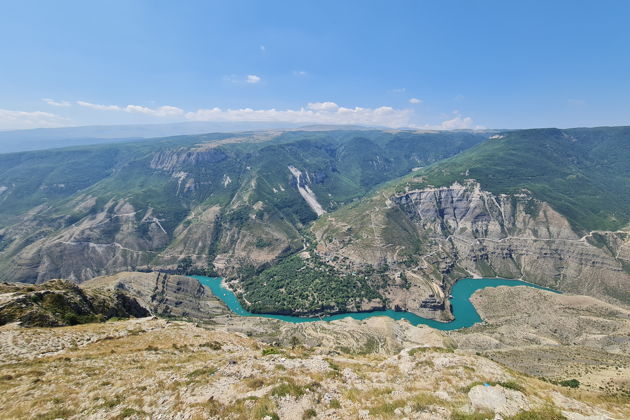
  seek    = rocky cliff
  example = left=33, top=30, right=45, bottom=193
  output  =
left=314, top=181, right=630, bottom=317
left=82, top=271, right=228, bottom=320
left=0, top=279, right=149, bottom=327
left=0, top=129, right=486, bottom=286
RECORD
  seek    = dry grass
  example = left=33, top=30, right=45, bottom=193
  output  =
left=0, top=317, right=625, bottom=420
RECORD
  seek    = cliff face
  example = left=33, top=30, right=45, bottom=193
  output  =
left=82, top=271, right=228, bottom=320
left=0, top=279, right=149, bottom=327
left=0, top=129, right=486, bottom=286
left=314, top=182, right=630, bottom=315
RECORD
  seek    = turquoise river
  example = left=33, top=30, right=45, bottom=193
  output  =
left=192, top=276, right=559, bottom=331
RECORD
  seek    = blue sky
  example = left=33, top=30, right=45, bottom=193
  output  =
left=1, top=0, right=629, bottom=130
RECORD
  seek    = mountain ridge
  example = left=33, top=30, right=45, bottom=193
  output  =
left=1, top=126, right=629, bottom=320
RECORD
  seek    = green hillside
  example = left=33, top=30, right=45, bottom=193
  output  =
left=0, top=129, right=486, bottom=288
left=404, top=127, right=630, bottom=232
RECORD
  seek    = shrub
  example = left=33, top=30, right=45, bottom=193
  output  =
left=262, top=347, right=281, bottom=356
left=557, top=379, right=580, bottom=389
left=303, top=408, right=317, bottom=419
left=271, top=382, right=305, bottom=398
left=408, top=346, right=454, bottom=356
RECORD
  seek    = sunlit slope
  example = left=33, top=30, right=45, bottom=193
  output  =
left=0, top=129, right=486, bottom=284
left=412, top=127, right=630, bottom=232
left=312, top=127, right=630, bottom=309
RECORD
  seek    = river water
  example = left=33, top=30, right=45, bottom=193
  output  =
left=192, top=276, right=558, bottom=331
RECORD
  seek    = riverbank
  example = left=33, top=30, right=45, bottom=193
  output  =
left=192, top=276, right=559, bottom=331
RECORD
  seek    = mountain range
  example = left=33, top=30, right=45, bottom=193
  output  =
left=1, top=126, right=629, bottom=320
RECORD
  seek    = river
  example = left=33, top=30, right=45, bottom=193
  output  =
left=192, top=276, right=559, bottom=331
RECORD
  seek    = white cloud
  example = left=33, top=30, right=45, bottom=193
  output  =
left=124, top=104, right=184, bottom=117
left=307, top=101, right=339, bottom=111
left=389, top=88, right=406, bottom=93
left=0, top=109, right=69, bottom=130
left=76, top=101, right=183, bottom=117
left=64, top=99, right=481, bottom=130
left=293, top=70, right=308, bottom=77
left=438, top=116, right=475, bottom=129
left=225, top=74, right=263, bottom=85
left=77, top=101, right=121, bottom=111
left=246, top=74, right=262, bottom=84
left=42, top=98, right=71, bottom=107
left=424, top=115, right=484, bottom=130
left=185, top=102, right=414, bottom=127
left=409, top=98, right=422, bottom=104
left=260, top=45, right=266, bottom=52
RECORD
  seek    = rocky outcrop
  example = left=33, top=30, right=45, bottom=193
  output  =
left=314, top=182, right=630, bottom=317
left=454, top=286, right=630, bottom=352
left=82, top=271, right=228, bottom=320
left=0, top=279, right=149, bottom=327
left=288, top=165, right=326, bottom=216
left=150, top=148, right=228, bottom=172
left=468, top=384, right=531, bottom=417
left=0, top=315, right=624, bottom=419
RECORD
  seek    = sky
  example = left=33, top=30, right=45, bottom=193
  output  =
left=1, top=0, right=629, bottom=131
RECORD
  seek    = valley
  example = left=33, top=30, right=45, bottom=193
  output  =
left=1, top=126, right=630, bottom=419
left=3, top=3, right=629, bottom=418
left=1, top=127, right=629, bottom=321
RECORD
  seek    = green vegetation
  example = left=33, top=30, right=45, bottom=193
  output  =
left=241, top=254, right=384, bottom=315
left=302, top=408, right=317, bottom=419
left=557, top=379, right=580, bottom=388
left=409, top=127, right=630, bottom=232
left=506, top=406, right=566, bottom=420
left=186, top=366, right=217, bottom=379
left=270, top=382, right=306, bottom=398
left=409, top=346, right=455, bottom=356
left=118, top=407, right=148, bottom=419
left=0, top=280, right=148, bottom=327
left=451, top=410, right=495, bottom=420
left=261, top=347, right=281, bottom=356
left=0, top=129, right=486, bottom=285
left=368, top=398, right=406, bottom=416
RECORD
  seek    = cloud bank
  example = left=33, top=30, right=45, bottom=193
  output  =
left=2, top=99, right=482, bottom=130
left=186, top=102, right=414, bottom=127
left=0, top=109, right=68, bottom=129
left=76, top=101, right=184, bottom=117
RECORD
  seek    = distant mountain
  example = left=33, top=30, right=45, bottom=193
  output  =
left=2, top=126, right=629, bottom=318
left=313, top=126, right=630, bottom=313
left=0, top=128, right=485, bottom=318
left=0, top=121, right=310, bottom=153
left=411, top=127, right=630, bottom=232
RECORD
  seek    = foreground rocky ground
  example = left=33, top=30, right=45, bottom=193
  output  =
left=1, top=309, right=628, bottom=419
left=451, top=287, right=630, bottom=397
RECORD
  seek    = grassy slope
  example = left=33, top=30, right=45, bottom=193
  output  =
left=402, top=127, right=630, bottom=233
